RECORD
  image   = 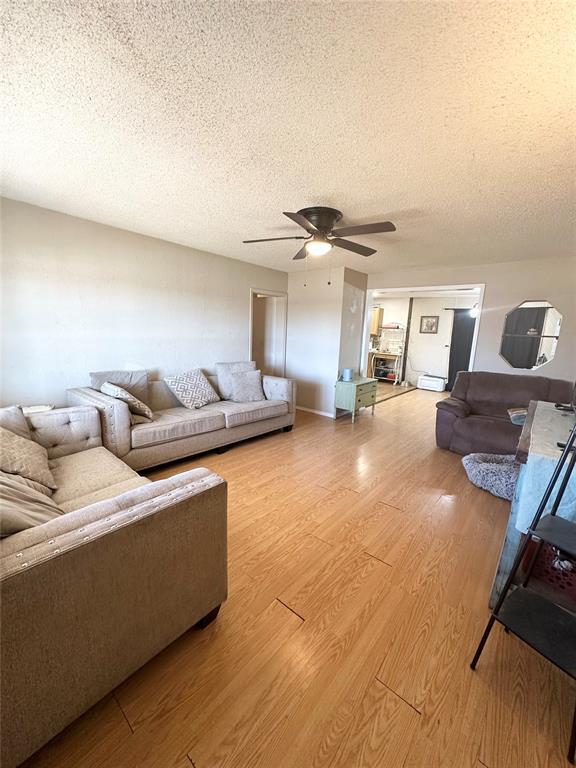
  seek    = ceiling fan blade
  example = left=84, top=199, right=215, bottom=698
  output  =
left=283, top=211, right=319, bottom=233
left=243, top=236, right=307, bottom=243
left=292, top=246, right=308, bottom=260
left=331, top=238, right=377, bottom=257
left=332, top=221, right=396, bottom=237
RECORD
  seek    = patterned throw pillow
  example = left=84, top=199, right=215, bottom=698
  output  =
left=215, top=361, right=256, bottom=400
left=163, top=369, right=220, bottom=409
left=101, top=382, right=154, bottom=420
left=0, top=425, right=57, bottom=491
left=230, top=370, right=266, bottom=403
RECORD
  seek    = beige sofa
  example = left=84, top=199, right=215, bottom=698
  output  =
left=0, top=406, right=227, bottom=768
left=68, top=374, right=296, bottom=471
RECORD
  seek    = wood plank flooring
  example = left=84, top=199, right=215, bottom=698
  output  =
left=22, top=391, right=575, bottom=768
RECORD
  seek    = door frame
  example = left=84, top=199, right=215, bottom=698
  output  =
left=360, top=283, right=485, bottom=380
left=248, top=288, right=288, bottom=377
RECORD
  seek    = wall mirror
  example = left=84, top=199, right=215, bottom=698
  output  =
left=500, top=300, right=562, bottom=370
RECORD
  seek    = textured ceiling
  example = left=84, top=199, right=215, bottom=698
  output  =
left=2, top=1, right=575, bottom=273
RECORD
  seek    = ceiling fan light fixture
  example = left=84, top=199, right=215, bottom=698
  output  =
left=305, top=237, right=333, bottom=257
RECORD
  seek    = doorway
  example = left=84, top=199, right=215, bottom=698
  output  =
left=447, top=308, right=477, bottom=390
left=362, top=284, right=484, bottom=393
left=250, top=290, right=288, bottom=377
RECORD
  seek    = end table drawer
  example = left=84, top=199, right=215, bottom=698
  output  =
left=357, top=382, right=377, bottom=396
left=357, top=392, right=376, bottom=407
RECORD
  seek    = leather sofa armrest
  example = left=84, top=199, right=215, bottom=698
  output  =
left=262, top=375, right=297, bottom=414
left=67, top=387, right=131, bottom=457
left=436, top=397, right=471, bottom=419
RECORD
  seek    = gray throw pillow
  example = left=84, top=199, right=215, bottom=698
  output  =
left=0, top=405, right=31, bottom=440
left=215, top=361, right=256, bottom=400
left=0, top=475, right=62, bottom=538
left=164, top=369, right=220, bottom=409
left=230, top=370, right=266, bottom=403
left=0, top=426, right=57, bottom=492
left=90, top=369, right=149, bottom=405
left=101, top=382, right=154, bottom=420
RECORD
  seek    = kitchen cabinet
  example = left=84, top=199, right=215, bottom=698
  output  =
left=370, top=307, right=383, bottom=335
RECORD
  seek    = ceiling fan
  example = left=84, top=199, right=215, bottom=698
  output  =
left=243, top=206, right=396, bottom=260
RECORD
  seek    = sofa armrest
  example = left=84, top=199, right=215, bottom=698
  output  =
left=262, top=375, right=297, bottom=414
left=435, top=397, right=471, bottom=419
left=67, top=387, right=131, bottom=457
left=0, top=470, right=227, bottom=767
left=27, top=406, right=102, bottom=459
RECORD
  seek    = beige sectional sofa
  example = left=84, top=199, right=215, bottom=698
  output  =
left=67, top=373, right=296, bottom=470
left=0, top=406, right=227, bottom=768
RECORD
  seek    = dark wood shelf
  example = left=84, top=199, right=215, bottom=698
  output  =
left=497, top=588, right=576, bottom=677
left=534, top=515, right=576, bottom=559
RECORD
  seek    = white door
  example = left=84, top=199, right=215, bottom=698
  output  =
left=250, top=291, right=287, bottom=376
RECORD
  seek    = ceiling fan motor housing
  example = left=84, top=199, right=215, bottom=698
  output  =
left=297, top=206, right=343, bottom=234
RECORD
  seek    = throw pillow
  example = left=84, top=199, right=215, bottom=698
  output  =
left=0, top=425, right=57, bottom=491
left=230, top=370, right=266, bottom=403
left=508, top=407, right=528, bottom=426
left=0, top=469, right=53, bottom=498
left=215, top=361, right=256, bottom=400
left=164, top=369, right=220, bottom=409
left=90, top=369, right=149, bottom=405
left=0, top=474, right=62, bottom=538
left=0, top=405, right=31, bottom=440
left=100, top=382, right=154, bottom=420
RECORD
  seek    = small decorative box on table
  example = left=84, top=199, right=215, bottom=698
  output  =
left=335, top=377, right=377, bottom=423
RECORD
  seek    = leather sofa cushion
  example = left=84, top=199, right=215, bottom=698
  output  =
left=131, top=407, right=225, bottom=448
left=451, top=414, right=521, bottom=456
left=203, top=399, right=288, bottom=428
left=452, top=371, right=573, bottom=418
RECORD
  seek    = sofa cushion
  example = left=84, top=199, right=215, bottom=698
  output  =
left=230, top=370, right=266, bottom=403
left=90, top=369, right=149, bottom=405
left=0, top=426, right=57, bottom=492
left=101, top=381, right=154, bottom=420
left=163, top=369, right=220, bottom=409
left=51, top=446, right=146, bottom=510
left=215, top=361, right=256, bottom=400
left=451, top=414, right=521, bottom=456
left=0, top=475, right=62, bottom=537
left=204, top=399, right=288, bottom=428
left=131, top=407, right=226, bottom=449
left=0, top=406, right=31, bottom=440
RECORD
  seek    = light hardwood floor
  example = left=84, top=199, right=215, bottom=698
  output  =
left=23, top=390, right=575, bottom=768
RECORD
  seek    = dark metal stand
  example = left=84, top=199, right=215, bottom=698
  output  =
left=470, top=423, right=576, bottom=764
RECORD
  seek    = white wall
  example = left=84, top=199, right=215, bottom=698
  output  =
left=286, top=267, right=368, bottom=417
left=286, top=267, right=344, bottom=417
left=0, top=199, right=288, bottom=406
left=367, top=256, right=576, bottom=383
left=377, top=297, right=410, bottom=327
left=405, top=296, right=476, bottom=385
left=338, top=269, right=368, bottom=376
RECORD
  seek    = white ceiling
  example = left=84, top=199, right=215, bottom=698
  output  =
left=2, top=1, right=575, bottom=274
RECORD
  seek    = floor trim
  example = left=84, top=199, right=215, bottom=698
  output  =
left=296, top=406, right=335, bottom=419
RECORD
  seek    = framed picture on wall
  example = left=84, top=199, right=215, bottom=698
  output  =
left=420, top=315, right=439, bottom=334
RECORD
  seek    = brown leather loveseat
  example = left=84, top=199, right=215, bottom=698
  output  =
left=435, top=371, right=573, bottom=455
